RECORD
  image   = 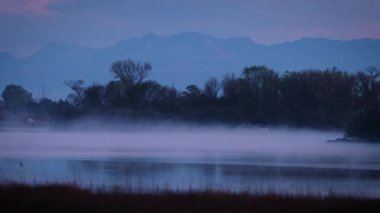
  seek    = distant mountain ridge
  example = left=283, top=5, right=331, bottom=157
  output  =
left=1, top=32, right=380, bottom=99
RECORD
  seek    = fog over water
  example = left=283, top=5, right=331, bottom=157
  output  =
left=1, top=125, right=380, bottom=197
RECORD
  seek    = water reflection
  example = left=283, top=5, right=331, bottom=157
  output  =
left=1, top=156, right=380, bottom=197
left=1, top=129, right=380, bottom=197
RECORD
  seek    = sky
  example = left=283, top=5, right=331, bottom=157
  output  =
left=0, top=0, right=380, bottom=57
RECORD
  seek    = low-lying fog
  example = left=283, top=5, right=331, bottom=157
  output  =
left=1, top=124, right=379, bottom=168
left=1, top=123, right=380, bottom=197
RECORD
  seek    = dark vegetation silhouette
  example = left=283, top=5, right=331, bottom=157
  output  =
left=1, top=184, right=380, bottom=213
left=0, top=59, right=379, bottom=141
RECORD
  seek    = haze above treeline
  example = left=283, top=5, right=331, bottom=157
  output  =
left=1, top=32, right=380, bottom=98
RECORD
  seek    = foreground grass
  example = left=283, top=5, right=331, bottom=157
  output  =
left=1, top=184, right=380, bottom=213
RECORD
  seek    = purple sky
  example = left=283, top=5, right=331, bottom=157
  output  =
left=1, top=0, right=380, bottom=56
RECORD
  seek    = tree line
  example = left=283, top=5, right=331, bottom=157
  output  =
left=1, top=59, right=379, bottom=141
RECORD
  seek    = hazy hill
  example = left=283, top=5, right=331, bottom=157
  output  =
left=1, top=32, right=379, bottom=99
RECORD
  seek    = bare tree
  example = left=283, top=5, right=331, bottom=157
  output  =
left=366, top=66, right=380, bottom=89
left=111, top=59, right=152, bottom=86
left=203, top=77, right=220, bottom=98
left=65, top=80, right=85, bottom=106
left=39, top=84, right=51, bottom=101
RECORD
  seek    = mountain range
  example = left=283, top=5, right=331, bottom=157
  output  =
left=1, top=32, right=380, bottom=99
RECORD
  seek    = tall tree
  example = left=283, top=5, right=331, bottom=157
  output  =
left=111, top=59, right=152, bottom=86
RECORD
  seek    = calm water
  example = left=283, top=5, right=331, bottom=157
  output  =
left=1, top=127, right=380, bottom=197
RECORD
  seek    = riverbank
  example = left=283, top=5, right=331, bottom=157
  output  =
left=1, top=183, right=379, bottom=213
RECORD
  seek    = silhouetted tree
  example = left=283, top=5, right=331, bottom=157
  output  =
left=221, top=73, right=239, bottom=102
left=111, top=59, right=152, bottom=86
left=346, top=67, right=380, bottom=140
left=125, top=80, right=163, bottom=110
left=104, top=80, right=127, bottom=109
left=203, top=77, right=220, bottom=98
left=4, top=60, right=380, bottom=141
left=184, top=85, right=201, bottom=98
left=1, top=85, right=33, bottom=110
left=65, top=80, right=85, bottom=107
left=238, top=66, right=280, bottom=123
left=82, top=84, right=105, bottom=111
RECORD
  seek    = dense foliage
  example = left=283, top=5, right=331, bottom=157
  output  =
left=1, top=59, right=379, bottom=141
